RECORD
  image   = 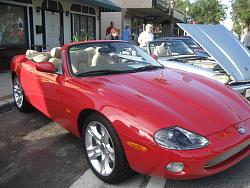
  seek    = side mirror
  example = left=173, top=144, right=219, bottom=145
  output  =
left=36, top=62, right=56, bottom=73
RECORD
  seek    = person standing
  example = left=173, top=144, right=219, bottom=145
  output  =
left=242, top=27, right=250, bottom=50
left=138, top=24, right=154, bottom=47
left=106, top=21, right=114, bottom=36
left=106, top=21, right=120, bottom=40
left=106, top=21, right=114, bottom=40
left=122, top=24, right=131, bottom=41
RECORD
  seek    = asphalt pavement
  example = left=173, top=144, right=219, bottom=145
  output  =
left=0, top=109, right=249, bottom=188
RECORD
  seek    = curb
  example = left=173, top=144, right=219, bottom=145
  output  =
left=0, top=98, right=15, bottom=114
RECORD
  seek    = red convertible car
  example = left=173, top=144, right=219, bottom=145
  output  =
left=11, top=41, right=250, bottom=183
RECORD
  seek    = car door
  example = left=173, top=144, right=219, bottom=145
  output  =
left=29, top=66, right=64, bottom=119
left=17, top=57, right=38, bottom=102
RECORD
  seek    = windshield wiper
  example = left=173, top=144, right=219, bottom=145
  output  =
left=134, top=65, right=164, bottom=72
left=76, top=69, right=126, bottom=77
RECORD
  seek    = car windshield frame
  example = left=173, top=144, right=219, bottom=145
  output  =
left=148, top=40, right=194, bottom=57
left=67, top=41, right=164, bottom=77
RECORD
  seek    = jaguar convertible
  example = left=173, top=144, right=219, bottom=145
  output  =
left=11, top=41, right=250, bottom=183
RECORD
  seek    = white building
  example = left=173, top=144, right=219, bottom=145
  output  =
left=0, top=0, right=120, bottom=70
left=0, top=0, right=184, bottom=70
left=101, top=0, right=185, bottom=41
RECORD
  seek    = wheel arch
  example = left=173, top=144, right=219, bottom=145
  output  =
left=77, top=108, right=108, bottom=138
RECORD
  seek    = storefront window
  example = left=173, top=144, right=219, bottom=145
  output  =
left=0, top=3, right=28, bottom=47
left=72, top=14, right=96, bottom=40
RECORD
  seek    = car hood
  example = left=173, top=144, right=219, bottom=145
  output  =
left=178, top=23, right=250, bottom=82
left=80, top=69, right=250, bottom=136
left=158, top=58, right=216, bottom=78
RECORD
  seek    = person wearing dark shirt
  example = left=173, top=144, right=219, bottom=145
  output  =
left=106, top=21, right=114, bottom=35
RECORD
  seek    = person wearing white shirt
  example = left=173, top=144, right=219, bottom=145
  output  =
left=138, top=24, right=154, bottom=47
left=242, top=27, right=250, bottom=50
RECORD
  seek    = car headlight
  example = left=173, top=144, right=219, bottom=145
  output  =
left=212, top=74, right=230, bottom=84
left=154, top=127, right=209, bottom=150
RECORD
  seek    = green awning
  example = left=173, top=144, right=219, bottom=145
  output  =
left=83, top=0, right=121, bottom=11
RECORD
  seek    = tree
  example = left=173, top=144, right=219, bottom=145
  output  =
left=189, top=0, right=227, bottom=24
left=232, top=0, right=250, bottom=34
left=175, top=0, right=190, bottom=14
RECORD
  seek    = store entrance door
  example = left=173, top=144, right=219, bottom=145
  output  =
left=45, top=11, right=60, bottom=49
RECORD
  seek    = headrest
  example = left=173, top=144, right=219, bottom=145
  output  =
left=97, top=47, right=115, bottom=54
left=84, top=47, right=95, bottom=55
left=51, top=47, right=61, bottom=58
left=77, top=50, right=88, bottom=64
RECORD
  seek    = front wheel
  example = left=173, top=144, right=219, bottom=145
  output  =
left=83, top=113, right=133, bottom=183
left=13, top=76, right=33, bottom=112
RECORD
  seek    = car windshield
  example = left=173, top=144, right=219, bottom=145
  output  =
left=68, top=42, right=164, bottom=76
left=181, top=38, right=199, bottom=49
left=149, top=40, right=194, bottom=57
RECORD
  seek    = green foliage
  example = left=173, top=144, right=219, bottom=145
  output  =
left=232, top=0, right=250, bottom=34
left=189, top=0, right=227, bottom=24
left=72, top=33, right=94, bottom=42
left=175, top=0, right=190, bottom=14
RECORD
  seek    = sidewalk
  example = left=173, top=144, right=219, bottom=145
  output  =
left=0, top=71, right=14, bottom=113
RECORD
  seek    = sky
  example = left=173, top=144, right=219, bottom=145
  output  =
left=220, top=0, right=233, bottom=31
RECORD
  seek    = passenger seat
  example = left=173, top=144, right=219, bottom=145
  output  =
left=49, top=47, right=62, bottom=70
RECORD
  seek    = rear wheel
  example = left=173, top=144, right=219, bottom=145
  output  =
left=83, top=113, right=133, bottom=183
left=13, top=76, right=33, bottom=112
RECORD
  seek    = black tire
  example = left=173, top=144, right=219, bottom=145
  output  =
left=82, top=112, right=133, bottom=183
left=12, top=76, right=33, bottom=112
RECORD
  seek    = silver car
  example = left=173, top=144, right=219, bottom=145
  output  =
left=146, top=24, right=250, bottom=99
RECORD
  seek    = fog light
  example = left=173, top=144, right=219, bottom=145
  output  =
left=166, top=162, right=184, bottom=172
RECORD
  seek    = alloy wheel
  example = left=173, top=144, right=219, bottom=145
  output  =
left=13, top=78, right=24, bottom=108
left=85, top=121, right=115, bottom=176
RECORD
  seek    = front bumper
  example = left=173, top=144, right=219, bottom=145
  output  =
left=124, top=119, right=250, bottom=180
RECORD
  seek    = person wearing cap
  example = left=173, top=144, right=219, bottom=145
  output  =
left=138, top=24, right=154, bottom=47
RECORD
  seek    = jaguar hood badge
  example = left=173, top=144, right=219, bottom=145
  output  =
left=238, top=127, right=246, bottom=135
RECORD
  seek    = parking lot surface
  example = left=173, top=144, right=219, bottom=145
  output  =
left=0, top=109, right=249, bottom=188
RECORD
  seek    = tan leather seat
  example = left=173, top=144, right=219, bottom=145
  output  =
left=32, top=52, right=51, bottom=63
left=84, top=47, right=95, bottom=66
left=26, top=50, right=40, bottom=59
left=76, top=50, right=88, bottom=73
left=70, top=51, right=78, bottom=73
left=91, top=47, right=113, bottom=67
left=154, top=43, right=169, bottom=57
left=49, top=47, right=62, bottom=69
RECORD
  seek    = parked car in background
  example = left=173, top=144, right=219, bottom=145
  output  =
left=147, top=24, right=250, bottom=100
left=156, top=36, right=210, bottom=57
left=11, top=40, right=250, bottom=183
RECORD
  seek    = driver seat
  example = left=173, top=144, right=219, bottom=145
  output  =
left=154, top=43, right=169, bottom=57
left=91, top=47, right=114, bottom=67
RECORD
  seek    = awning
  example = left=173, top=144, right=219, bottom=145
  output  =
left=83, top=0, right=121, bottom=11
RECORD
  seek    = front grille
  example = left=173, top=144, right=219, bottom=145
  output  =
left=205, top=140, right=250, bottom=169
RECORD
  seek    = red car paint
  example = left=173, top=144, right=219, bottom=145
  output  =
left=11, top=41, right=250, bottom=179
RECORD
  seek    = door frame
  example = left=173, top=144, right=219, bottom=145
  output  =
left=41, top=0, right=64, bottom=48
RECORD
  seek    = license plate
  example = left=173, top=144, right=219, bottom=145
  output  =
left=245, top=89, right=250, bottom=98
